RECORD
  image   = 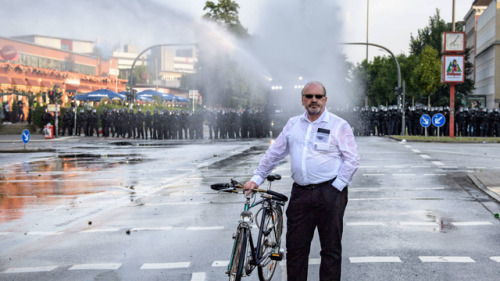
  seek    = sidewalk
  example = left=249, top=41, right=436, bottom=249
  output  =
left=468, top=172, right=500, bottom=205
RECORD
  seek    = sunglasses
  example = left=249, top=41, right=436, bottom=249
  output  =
left=303, top=94, right=325, bottom=99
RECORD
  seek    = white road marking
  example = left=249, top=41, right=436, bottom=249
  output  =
left=309, top=258, right=321, bottom=265
left=420, top=154, right=431, bottom=159
left=411, top=166, right=431, bottom=168
left=187, top=226, right=224, bottom=231
left=404, top=145, right=412, bottom=148
left=424, top=174, right=446, bottom=176
left=419, top=256, right=475, bottom=263
left=431, top=161, right=444, bottom=166
left=451, top=221, right=493, bottom=226
left=81, top=228, right=121, bottom=233
left=363, top=174, right=385, bottom=176
left=131, top=227, right=173, bottom=231
left=411, top=149, right=421, bottom=153
left=490, top=257, right=500, bottom=262
left=414, top=187, right=446, bottom=190
left=191, top=272, right=206, bottom=281
left=68, top=263, right=121, bottom=270
left=0, top=232, right=9, bottom=235
left=399, top=222, right=438, bottom=226
left=350, top=256, right=402, bottom=263
left=2, top=266, right=58, bottom=273
left=392, top=174, right=416, bottom=176
left=212, top=261, right=229, bottom=267
left=346, top=222, right=386, bottom=226
left=26, top=231, right=62, bottom=235
left=140, top=262, right=190, bottom=269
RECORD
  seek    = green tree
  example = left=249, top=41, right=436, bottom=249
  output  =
left=411, top=45, right=441, bottom=104
left=410, top=9, right=448, bottom=56
left=203, top=0, right=249, bottom=37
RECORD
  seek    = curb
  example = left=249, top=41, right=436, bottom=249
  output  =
left=467, top=173, right=500, bottom=204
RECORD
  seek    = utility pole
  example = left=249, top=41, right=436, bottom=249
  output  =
left=366, top=0, right=369, bottom=61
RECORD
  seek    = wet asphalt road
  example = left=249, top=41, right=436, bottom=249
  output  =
left=0, top=136, right=499, bottom=281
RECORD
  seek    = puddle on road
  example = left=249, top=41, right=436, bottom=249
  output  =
left=0, top=153, right=145, bottom=222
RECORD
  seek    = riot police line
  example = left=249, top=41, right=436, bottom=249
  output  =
left=333, top=105, right=500, bottom=137
left=40, top=107, right=273, bottom=140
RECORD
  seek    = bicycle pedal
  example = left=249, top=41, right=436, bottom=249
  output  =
left=270, top=253, right=283, bottom=261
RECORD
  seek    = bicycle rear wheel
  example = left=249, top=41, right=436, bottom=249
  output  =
left=229, top=228, right=248, bottom=281
left=258, top=206, right=283, bottom=281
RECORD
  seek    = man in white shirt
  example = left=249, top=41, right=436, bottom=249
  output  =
left=244, top=81, right=359, bottom=281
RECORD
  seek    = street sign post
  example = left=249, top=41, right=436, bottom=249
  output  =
left=21, top=129, right=30, bottom=150
left=420, top=114, right=431, bottom=137
left=432, top=113, right=446, bottom=141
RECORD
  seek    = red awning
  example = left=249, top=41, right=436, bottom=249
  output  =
left=11, top=77, right=26, bottom=86
left=65, top=84, right=79, bottom=91
left=0, top=76, right=10, bottom=84
left=41, top=81, right=53, bottom=88
left=26, top=78, right=40, bottom=87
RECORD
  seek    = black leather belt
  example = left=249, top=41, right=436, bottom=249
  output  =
left=294, top=177, right=336, bottom=190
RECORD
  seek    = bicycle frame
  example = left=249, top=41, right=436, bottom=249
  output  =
left=228, top=195, right=280, bottom=277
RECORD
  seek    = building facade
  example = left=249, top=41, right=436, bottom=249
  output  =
left=465, top=0, right=500, bottom=108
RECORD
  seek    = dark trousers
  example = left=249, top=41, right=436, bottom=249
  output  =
left=286, top=182, right=348, bottom=281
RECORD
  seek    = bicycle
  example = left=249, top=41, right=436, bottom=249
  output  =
left=211, top=173, right=288, bottom=281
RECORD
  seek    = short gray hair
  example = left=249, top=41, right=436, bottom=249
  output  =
left=301, top=81, right=327, bottom=96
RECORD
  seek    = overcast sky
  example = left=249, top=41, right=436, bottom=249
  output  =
left=162, top=0, right=473, bottom=64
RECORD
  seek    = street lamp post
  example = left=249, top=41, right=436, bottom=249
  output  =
left=340, top=42, right=406, bottom=135
left=128, top=43, right=196, bottom=110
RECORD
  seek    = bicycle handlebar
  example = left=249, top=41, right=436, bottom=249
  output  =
left=210, top=176, right=288, bottom=202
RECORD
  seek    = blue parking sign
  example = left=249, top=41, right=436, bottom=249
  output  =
left=22, top=129, right=30, bottom=143
left=420, top=114, right=431, bottom=128
left=432, top=113, right=445, bottom=127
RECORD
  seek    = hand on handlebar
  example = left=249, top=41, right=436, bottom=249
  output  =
left=243, top=181, right=258, bottom=197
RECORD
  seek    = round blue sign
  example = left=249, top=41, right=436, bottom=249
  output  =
left=21, top=129, right=30, bottom=144
left=432, top=113, right=446, bottom=127
left=420, top=114, right=431, bottom=128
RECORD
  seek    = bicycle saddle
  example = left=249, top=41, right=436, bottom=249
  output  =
left=266, top=174, right=281, bottom=182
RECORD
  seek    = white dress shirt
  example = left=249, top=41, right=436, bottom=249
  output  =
left=250, top=109, right=359, bottom=191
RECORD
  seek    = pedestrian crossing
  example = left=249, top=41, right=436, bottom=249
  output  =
left=2, top=255, right=499, bottom=277
left=0, top=219, right=495, bottom=236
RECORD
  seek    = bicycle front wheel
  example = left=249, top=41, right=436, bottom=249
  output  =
left=229, top=228, right=248, bottom=281
left=258, top=206, right=283, bottom=281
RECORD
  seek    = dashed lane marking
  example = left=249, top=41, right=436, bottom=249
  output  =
left=392, top=174, right=416, bottom=176
left=411, top=149, right=421, bottom=153
left=399, top=222, right=438, bottom=226
left=309, top=258, right=321, bottom=265
left=187, top=226, right=224, bottom=231
left=431, top=161, right=444, bottom=166
left=212, top=261, right=229, bottom=267
left=420, top=154, right=431, bottom=159
left=131, top=227, right=173, bottom=231
left=26, top=231, right=62, bottom=235
left=346, top=222, right=386, bottom=226
left=81, top=228, right=121, bottom=233
left=2, top=266, right=58, bottom=273
left=490, top=257, right=500, bottom=262
left=68, top=263, right=121, bottom=270
left=350, top=256, right=402, bottom=263
left=419, top=256, right=475, bottom=263
left=191, top=272, right=206, bottom=281
left=451, top=221, right=493, bottom=226
left=140, top=262, right=190, bottom=270
left=404, top=145, right=412, bottom=148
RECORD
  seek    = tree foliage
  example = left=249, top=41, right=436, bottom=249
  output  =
left=351, top=9, right=474, bottom=107
left=203, top=0, right=249, bottom=38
